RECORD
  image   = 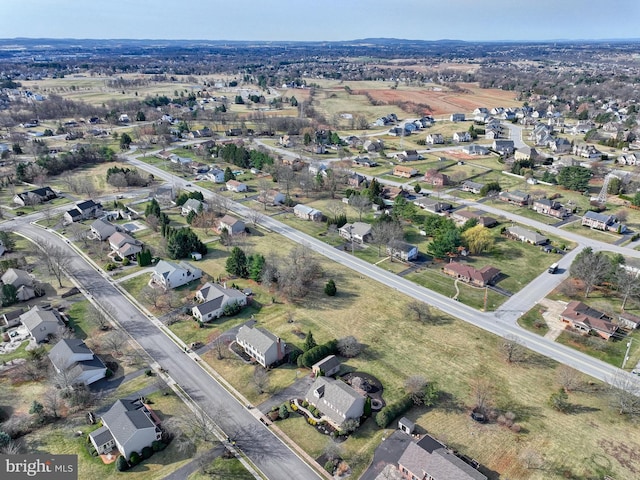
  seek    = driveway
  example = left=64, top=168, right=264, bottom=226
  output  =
left=359, top=430, right=412, bottom=480
left=539, top=298, right=568, bottom=341
left=257, top=372, right=315, bottom=414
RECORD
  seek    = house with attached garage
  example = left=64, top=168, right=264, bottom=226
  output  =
left=581, top=211, right=627, bottom=233
left=108, top=231, right=143, bottom=259
left=461, top=181, right=484, bottom=194
left=451, top=209, right=498, bottom=228
left=450, top=113, right=465, bottom=122
left=235, top=325, right=286, bottom=368
left=426, top=133, right=444, bottom=145
left=453, top=131, right=471, bottom=143
left=560, top=301, right=619, bottom=340
left=398, top=433, right=487, bottom=480
left=226, top=180, right=248, bottom=193
left=532, top=198, right=567, bottom=219
left=305, top=377, right=365, bottom=429
left=413, top=197, right=452, bottom=214
left=48, top=338, right=107, bottom=386
left=505, top=226, right=548, bottom=245
left=393, top=165, right=418, bottom=178
left=394, top=150, right=421, bottom=162
left=442, top=261, right=501, bottom=287
left=498, top=190, right=530, bottom=206
left=386, top=240, right=418, bottom=262
left=423, top=169, right=450, bottom=186
left=89, top=398, right=162, bottom=459
left=63, top=199, right=102, bottom=224
left=20, top=306, right=64, bottom=343
left=493, top=139, right=515, bottom=155
left=294, top=204, right=323, bottom=221
left=150, top=260, right=202, bottom=290
left=192, top=282, right=248, bottom=322
left=90, top=218, right=118, bottom=241
left=339, top=222, right=372, bottom=243
left=462, top=144, right=489, bottom=156
left=13, top=186, right=57, bottom=206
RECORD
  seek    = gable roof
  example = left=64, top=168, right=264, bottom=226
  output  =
left=444, top=262, right=501, bottom=285
left=236, top=325, right=279, bottom=355
left=506, top=226, right=548, bottom=244
left=101, top=399, right=157, bottom=448
left=312, top=355, right=341, bottom=373
left=182, top=198, right=204, bottom=211
left=109, top=231, right=139, bottom=248
left=219, top=214, right=243, bottom=228
left=194, top=282, right=246, bottom=316
left=561, top=300, right=618, bottom=337
left=339, top=222, right=372, bottom=238
left=1, top=268, right=33, bottom=287
left=306, top=377, right=364, bottom=426
left=399, top=440, right=487, bottom=480
left=91, top=218, right=117, bottom=238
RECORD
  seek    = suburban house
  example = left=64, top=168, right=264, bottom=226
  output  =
left=573, top=143, right=601, bottom=159
left=13, top=186, right=57, bottom=206
left=363, top=139, right=384, bottom=153
left=462, top=144, right=489, bottom=156
left=347, top=172, right=368, bottom=188
left=206, top=168, right=226, bottom=183
left=618, top=312, right=640, bottom=330
left=192, top=282, right=248, bottom=322
left=426, top=133, right=444, bottom=145
left=293, top=204, right=323, bottom=221
left=560, top=301, right=620, bottom=340
left=64, top=200, right=102, bottom=224
left=108, top=232, right=143, bottom=259
left=235, top=325, right=286, bottom=368
left=20, top=306, right=64, bottom=343
left=262, top=189, right=286, bottom=205
left=1, top=268, right=37, bottom=301
left=308, top=163, right=329, bottom=177
left=461, top=181, right=484, bottom=194
left=493, top=139, right=515, bottom=155
left=582, top=211, right=627, bottom=233
left=226, top=180, right=248, bottom=193
left=413, top=198, right=452, bottom=214
left=532, top=199, right=567, bottom=219
left=386, top=240, right=418, bottom=262
left=451, top=209, right=498, bottom=228
left=398, top=434, right=487, bottom=480
left=2, top=308, right=25, bottom=329
left=305, top=377, right=365, bottom=428
left=48, top=338, right=107, bottom=386
left=394, top=150, right=421, bottom=162
left=450, top=113, right=465, bottom=122
left=181, top=198, right=208, bottom=216
left=150, top=260, right=202, bottom=290
left=339, top=222, right=372, bottom=243
left=453, top=131, right=471, bottom=143
left=352, top=156, right=378, bottom=168
left=90, top=218, right=118, bottom=241
left=89, top=398, right=162, bottom=459
left=498, top=190, right=530, bottom=206
left=312, top=355, right=341, bottom=377
left=505, top=226, right=548, bottom=245
left=218, top=215, right=245, bottom=235
left=394, top=166, right=418, bottom=178
left=442, top=261, right=501, bottom=287
left=423, top=169, right=450, bottom=186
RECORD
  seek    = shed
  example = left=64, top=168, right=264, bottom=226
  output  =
left=398, top=417, right=415, bottom=434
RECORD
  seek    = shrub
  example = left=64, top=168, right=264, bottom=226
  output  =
left=298, top=339, right=339, bottom=368
left=375, top=395, right=413, bottom=428
left=279, top=404, right=290, bottom=419
left=115, top=456, right=129, bottom=472
left=291, top=403, right=298, bottom=411
left=122, top=257, right=130, bottom=266
left=152, top=440, right=166, bottom=452
left=307, top=417, right=316, bottom=426
left=141, top=446, right=153, bottom=459
left=129, top=451, right=141, bottom=466
left=324, top=279, right=337, bottom=296
left=302, top=400, right=309, bottom=408
left=145, top=369, right=153, bottom=376
left=268, top=410, right=280, bottom=421
left=324, top=460, right=336, bottom=474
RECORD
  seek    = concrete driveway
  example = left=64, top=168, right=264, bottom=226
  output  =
left=538, top=298, right=568, bottom=341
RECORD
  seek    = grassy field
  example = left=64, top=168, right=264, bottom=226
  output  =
left=518, top=306, right=550, bottom=335
left=189, top=455, right=254, bottom=480
left=136, top=225, right=640, bottom=479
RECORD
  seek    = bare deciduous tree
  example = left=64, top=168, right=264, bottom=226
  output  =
left=252, top=366, right=270, bottom=394
left=500, top=335, right=525, bottom=364
left=337, top=336, right=363, bottom=358
left=570, top=247, right=611, bottom=298
left=608, top=372, right=640, bottom=417
left=404, top=375, right=428, bottom=405
left=182, top=408, right=220, bottom=443
left=349, top=194, right=371, bottom=222
left=36, top=241, right=72, bottom=288
left=42, top=388, right=62, bottom=419
left=615, top=268, right=640, bottom=311
left=86, top=304, right=110, bottom=331
left=103, top=330, right=126, bottom=357
left=245, top=209, right=263, bottom=227
left=406, top=300, right=432, bottom=323
left=556, top=365, right=581, bottom=393
left=371, top=220, right=403, bottom=257
left=140, top=285, right=163, bottom=308
left=470, top=377, right=492, bottom=414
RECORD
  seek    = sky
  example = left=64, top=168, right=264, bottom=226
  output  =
left=1, top=0, right=639, bottom=42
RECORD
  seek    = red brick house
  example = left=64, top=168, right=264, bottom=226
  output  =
left=559, top=301, right=619, bottom=340
left=442, top=261, right=501, bottom=287
left=423, top=169, right=450, bottom=187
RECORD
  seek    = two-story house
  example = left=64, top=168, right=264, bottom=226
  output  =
left=235, top=325, right=286, bottom=367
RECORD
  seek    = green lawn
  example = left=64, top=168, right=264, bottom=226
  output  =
left=556, top=327, right=640, bottom=369
left=189, top=456, right=255, bottom=480
left=518, top=305, right=549, bottom=335
left=560, top=222, right=623, bottom=244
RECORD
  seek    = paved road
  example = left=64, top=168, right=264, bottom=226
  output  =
left=5, top=218, right=320, bottom=480
left=125, top=157, right=640, bottom=391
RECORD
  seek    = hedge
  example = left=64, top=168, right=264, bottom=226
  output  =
left=375, top=395, right=413, bottom=428
left=297, top=340, right=338, bottom=368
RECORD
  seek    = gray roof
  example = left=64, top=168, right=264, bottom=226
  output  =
left=1, top=268, right=33, bottom=288
left=20, top=306, right=62, bottom=332
left=306, top=377, right=364, bottom=426
left=236, top=325, right=278, bottom=355
left=506, top=226, right=548, bottom=244
left=339, top=222, right=372, bottom=238
left=219, top=214, right=243, bottom=227
left=183, top=198, right=204, bottom=212
left=89, top=425, right=114, bottom=447
left=312, top=355, right=341, bottom=373
left=583, top=210, right=614, bottom=223
left=91, top=218, right=117, bottom=239
left=399, top=440, right=487, bottom=480
left=48, top=338, right=92, bottom=369
left=194, top=282, right=246, bottom=317
left=101, top=399, right=156, bottom=447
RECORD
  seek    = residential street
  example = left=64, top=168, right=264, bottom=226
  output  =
left=3, top=218, right=321, bottom=480
left=126, top=155, right=640, bottom=390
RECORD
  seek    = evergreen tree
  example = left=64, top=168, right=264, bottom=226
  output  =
left=324, top=279, right=337, bottom=296
left=226, top=247, right=248, bottom=278
left=186, top=210, right=197, bottom=225
left=303, top=331, right=317, bottom=352
left=224, top=167, right=236, bottom=182
left=248, top=254, right=266, bottom=282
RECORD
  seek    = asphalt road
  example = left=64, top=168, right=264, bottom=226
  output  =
left=5, top=218, right=320, bottom=480
left=125, top=156, right=640, bottom=390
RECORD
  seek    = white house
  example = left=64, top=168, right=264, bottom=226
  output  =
left=293, top=204, right=323, bottom=221
left=150, top=260, right=203, bottom=289
left=218, top=215, right=245, bottom=235
left=226, top=180, right=248, bottom=192
left=192, top=282, right=248, bottom=322
left=20, top=306, right=64, bottom=343
left=305, top=377, right=365, bottom=428
left=48, top=338, right=107, bottom=386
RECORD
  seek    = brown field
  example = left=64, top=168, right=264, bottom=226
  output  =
left=355, top=84, right=519, bottom=116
